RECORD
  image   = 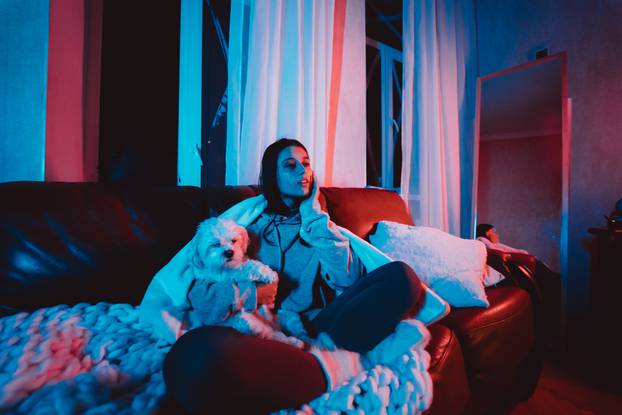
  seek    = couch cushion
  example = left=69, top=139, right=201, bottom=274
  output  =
left=0, top=182, right=206, bottom=314
left=320, top=187, right=413, bottom=239
left=440, top=285, right=534, bottom=414
left=425, top=324, right=470, bottom=415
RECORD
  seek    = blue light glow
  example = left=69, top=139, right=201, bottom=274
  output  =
left=0, top=0, right=49, bottom=183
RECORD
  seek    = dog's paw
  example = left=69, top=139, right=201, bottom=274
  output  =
left=271, top=331, right=305, bottom=349
left=243, top=259, right=279, bottom=284
left=257, top=263, right=279, bottom=283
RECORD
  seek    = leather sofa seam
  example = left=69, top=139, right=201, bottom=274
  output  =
left=451, top=300, right=531, bottom=333
left=429, top=330, right=457, bottom=371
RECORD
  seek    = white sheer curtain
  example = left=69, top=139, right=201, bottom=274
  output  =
left=401, top=0, right=474, bottom=235
left=226, top=0, right=366, bottom=187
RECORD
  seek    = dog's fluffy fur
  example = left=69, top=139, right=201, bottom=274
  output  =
left=188, top=217, right=305, bottom=348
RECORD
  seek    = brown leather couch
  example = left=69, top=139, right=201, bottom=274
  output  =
left=0, top=182, right=542, bottom=414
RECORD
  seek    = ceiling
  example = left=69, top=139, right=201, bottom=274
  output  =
left=480, top=58, right=563, bottom=140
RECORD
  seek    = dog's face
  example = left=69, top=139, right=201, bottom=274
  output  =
left=190, top=217, right=250, bottom=278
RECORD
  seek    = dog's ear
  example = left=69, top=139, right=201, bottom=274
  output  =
left=238, top=225, right=250, bottom=253
left=188, top=233, right=205, bottom=271
left=192, top=249, right=205, bottom=270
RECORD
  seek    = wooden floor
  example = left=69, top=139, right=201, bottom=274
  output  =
left=511, top=357, right=622, bottom=415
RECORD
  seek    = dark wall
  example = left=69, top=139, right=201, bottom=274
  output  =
left=98, top=0, right=180, bottom=185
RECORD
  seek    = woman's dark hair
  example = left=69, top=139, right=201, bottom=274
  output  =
left=476, top=223, right=494, bottom=239
left=260, top=138, right=309, bottom=214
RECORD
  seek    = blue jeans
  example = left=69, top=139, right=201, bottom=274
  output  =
left=309, top=260, right=422, bottom=353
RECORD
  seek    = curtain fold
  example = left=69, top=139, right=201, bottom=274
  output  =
left=226, top=0, right=366, bottom=187
left=401, top=0, right=475, bottom=235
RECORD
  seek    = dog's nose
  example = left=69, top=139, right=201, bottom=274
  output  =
left=224, top=250, right=234, bottom=258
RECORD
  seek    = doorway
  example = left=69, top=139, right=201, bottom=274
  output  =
left=473, top=53, right=570, bottom=343
left=98, top=0, right=181, bottom=185
left=473, top=53, right=569, bottom=273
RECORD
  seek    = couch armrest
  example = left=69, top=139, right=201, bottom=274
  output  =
left=486, top=249, right=512, bottom=279
left=487, top=249, right=542, bottom=306
left=506, top=252, right=537, bottom=275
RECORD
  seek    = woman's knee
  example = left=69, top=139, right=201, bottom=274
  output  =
left=164, top=326, right=241, bottom=378
left=163, top=326, right=242, bottom=413
left=381, top=261, right=422, bottom=302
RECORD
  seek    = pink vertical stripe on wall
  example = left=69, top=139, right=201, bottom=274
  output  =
left=45, top=0, right=85, bottom=181
left=325, top=0, right=347, bottom=186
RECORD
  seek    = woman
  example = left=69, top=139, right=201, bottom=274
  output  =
left=163, top=139, right=424, bottom=414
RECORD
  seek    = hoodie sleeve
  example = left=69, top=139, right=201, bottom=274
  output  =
left=321, top=239, right=366, bottom=291
left=299, top=209, right=364, bottom=290
left=187, top=279, right=257, bottom=326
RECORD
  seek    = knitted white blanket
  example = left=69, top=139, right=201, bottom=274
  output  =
left=0, top=303, right=432, bottom=414
left=0, top=303, right=167, bottom=414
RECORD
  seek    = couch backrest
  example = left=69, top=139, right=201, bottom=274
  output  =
left=0, top=182, right=411, bottom=314
left=0, top=182, right=207, bottom=315
left=320, top=187, right=413, bottom=238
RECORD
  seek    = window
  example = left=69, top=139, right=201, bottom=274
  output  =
left=365, top=1, right=403, bottom=191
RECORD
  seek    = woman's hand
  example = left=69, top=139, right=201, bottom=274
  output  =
left=299, top=172, right=323, bottom=222
left=256, top=281, right=278, bottom=306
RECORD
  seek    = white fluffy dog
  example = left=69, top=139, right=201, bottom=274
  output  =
left=188, top=217, right=304, bottom=348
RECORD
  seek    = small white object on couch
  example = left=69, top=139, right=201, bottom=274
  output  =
left=484, top=261, right=505, bottom=287
left=370, top=221, right=501, bottom=308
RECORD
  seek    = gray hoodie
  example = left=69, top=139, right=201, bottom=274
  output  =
left=187, top=211, right=364, bottom=325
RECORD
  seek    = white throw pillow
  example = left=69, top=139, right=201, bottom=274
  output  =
left=369, top=221, right=491, bottom=308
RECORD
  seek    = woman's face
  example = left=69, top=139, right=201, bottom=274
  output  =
left=276, top=145, right=313, bottom=208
